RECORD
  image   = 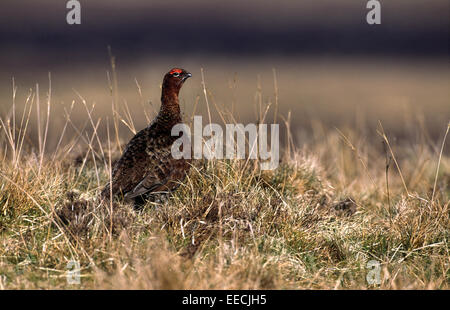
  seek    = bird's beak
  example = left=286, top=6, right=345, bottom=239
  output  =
left=182, top=72, right=192, bottom=81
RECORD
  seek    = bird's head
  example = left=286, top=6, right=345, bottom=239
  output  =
left=163, top=68, right=192, bottom=90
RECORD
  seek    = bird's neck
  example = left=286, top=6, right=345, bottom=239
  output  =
left=155, top=85, right=181, bottom=129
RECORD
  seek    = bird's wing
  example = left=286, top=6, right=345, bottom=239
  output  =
left=123, top=149, right=187, bottom=199
left=124, top=178, right=165, bottom=199
left=109, top=129, right=177, bottom=197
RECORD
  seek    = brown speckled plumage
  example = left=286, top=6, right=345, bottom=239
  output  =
left=101, top=68, right=192, bottom=201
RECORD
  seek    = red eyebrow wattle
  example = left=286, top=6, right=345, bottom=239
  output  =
left=170, top=68, right=183, bottom=74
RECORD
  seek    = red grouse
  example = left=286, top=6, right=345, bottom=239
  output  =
left=101, top=68, right=192, bottom=202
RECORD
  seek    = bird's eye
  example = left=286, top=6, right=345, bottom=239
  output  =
left=172, top=72, right=180, bottom=77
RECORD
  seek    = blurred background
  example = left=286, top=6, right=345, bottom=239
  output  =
left=0, top=0, right=448, bottom=150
